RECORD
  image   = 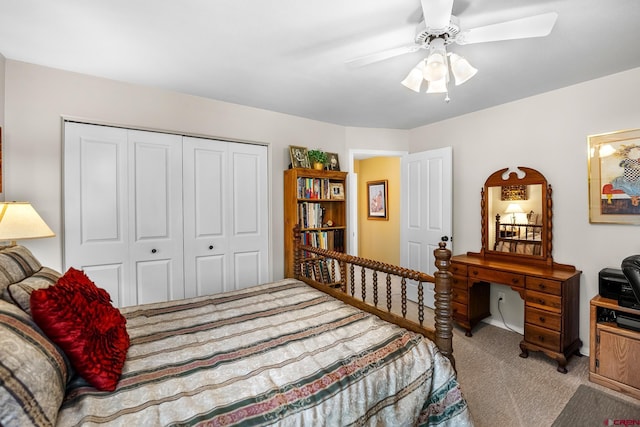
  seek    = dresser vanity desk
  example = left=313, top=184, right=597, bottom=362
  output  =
left=451, top=167, right=582, bottom=373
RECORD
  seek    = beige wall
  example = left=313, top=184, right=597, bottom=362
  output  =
left=2, top=60, right=348, bottom=276
left=409, top=66, right=640, bottom=353
left=355, top=157, right=401, bottom=264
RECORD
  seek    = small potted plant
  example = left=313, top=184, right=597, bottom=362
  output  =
left=307, top=149, right=327, bottom=170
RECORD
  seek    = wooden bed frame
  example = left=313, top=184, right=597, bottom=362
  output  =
left=292, top=226, right=455, bottom=367
left=494, top=214, right=542, bottom=255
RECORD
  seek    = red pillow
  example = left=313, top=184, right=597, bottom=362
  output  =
left=30, top=267, right=130, bottom=391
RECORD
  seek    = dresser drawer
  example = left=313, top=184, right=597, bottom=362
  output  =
left=468, top=267, right=524, bottom=288
left=525, top=306, right=561, bottom=331
left=451, top=275, right=467, bottom=290
left=526, top=277, right=562, bottom=296
left=450, top=263, right=468, bottom=276
left=452, top=301, right=467, bottom=321
left=526, top=290, right=562, bottom=313
left=525, top=324, right=561, bottom=351
left=452, top=287, right=468, bottom=304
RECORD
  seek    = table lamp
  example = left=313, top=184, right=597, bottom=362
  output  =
left=504, top=203, right=524, bottom=224
left=0, top=202, right=55, bottom=246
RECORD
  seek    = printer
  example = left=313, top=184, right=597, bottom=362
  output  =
left=599, top=268, right=640, bottom=310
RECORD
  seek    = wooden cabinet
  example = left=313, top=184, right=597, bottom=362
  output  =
left=590, top=296, right=640, bottom=400
left=284, top=168, right=347, bottom=278
left=450, top=254, right=582, bottom=373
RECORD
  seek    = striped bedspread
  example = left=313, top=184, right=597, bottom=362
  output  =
left=56, top=279, right=473, bottom=426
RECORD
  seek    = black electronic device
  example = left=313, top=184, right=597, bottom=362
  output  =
left=621, top=255, right=640, bottom=311
left=598, top=267, right=640, bottom=310
left=617, top=311, right=640, bottom=332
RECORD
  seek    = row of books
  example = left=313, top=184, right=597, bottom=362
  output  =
left=300, top=229, right=344, bottom=252
left=298, top=202, right=325, bottom=229
left=297, top=177, right=331, bottom=199
left=301, top=258, right=334, bottom=284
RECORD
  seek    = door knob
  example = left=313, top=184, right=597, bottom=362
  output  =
left=208, top=245, right=214, bottom=250
left=151, top=249, right=157, bottom=254
left=441, top=236, right=449, bottom=242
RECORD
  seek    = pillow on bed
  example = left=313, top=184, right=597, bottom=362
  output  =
left=30, top=267, right=130, bottom=392
left=6, top=267, right=61, bottom=314
left=0, top=299, right=70, bottom=427
left=0, top=245, right=43, bottom=300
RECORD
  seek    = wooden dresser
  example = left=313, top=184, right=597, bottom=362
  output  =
left=451, top=253, right=582, bottom=373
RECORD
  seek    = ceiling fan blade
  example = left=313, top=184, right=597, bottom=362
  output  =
left=346, top=44, right=421, bottom=67
left=456, top=12, right=558, bottom=45
left=421, top=0, right=454, bottom=31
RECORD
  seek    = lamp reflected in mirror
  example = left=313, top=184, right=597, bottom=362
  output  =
left=504, top=203, right=524, bottom=224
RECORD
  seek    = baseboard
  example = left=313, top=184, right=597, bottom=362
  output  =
left=482, top=318, right=524, bottom=335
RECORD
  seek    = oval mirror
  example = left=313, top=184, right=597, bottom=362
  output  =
left=481, top=167, right=553, bottom=266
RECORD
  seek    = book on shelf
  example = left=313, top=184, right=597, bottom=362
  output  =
left=296, top=177, right=334, bottom=200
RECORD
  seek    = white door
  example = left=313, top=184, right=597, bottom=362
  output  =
left=128, top=130, right=184, bottom=305
left=64, top=122, right=130, bottom=307
left=183, top=138, right=269, bottom=296
left=227, top=142, right=269, bottom=289
left=400, top=146, right=452, bottom=307
left=183, top=137, right=229, bottom=297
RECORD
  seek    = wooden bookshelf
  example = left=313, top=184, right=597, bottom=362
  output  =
left=284, top=168, right=347, bottom=278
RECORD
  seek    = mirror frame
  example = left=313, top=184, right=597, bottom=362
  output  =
left=479, top=166, right=554, bottom=267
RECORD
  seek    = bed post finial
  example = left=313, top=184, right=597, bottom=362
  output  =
left=434, top=241, right=454, bottom=368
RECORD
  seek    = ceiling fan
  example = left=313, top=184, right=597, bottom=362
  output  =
left=348, top=0, right=558, bottom=101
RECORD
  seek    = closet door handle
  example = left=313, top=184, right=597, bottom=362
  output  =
left=151, top=249, right=157, bottom=254
left=208, top=245, right=214, bottom=250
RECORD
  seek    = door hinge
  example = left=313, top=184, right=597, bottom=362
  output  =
left=595, top=358, right=599, bottom=368
left=596, top=334, right=600, bottom=344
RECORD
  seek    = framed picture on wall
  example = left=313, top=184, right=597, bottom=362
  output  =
left=367, top=180, right=388, bottom=220
left=588, top=128, right=640, bottom=224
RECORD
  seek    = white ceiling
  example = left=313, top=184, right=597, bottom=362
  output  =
left=1, top=0, right=640, bottom=129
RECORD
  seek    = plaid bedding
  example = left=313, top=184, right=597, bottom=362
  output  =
left=56, top=279, right=473, bottom=426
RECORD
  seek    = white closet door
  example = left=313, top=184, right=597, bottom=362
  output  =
left=228, top=142, right=269, bottom=289
left=64, top=123, right=130, bottom=307
left=183, top=137, right=229, bottom=297
left=128, top=130, right=184, bottom=305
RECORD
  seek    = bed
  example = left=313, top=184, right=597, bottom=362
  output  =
left=493, top=212, right=542, bottom=255
left=0, top=239, right=472, bottom=426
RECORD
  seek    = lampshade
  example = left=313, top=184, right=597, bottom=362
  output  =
left=449, top=53, right=478, bottom=86
left=423, top=38, right=448, bottom=82
left=0, top=202, right=55, bottom=245
left=400, top=60, right=426, bottom=93
left=504, top=203, right=524, bottom=214
left=426, top=73, right=449, bottom=94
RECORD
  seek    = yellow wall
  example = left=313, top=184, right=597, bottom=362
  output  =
left=356, top=157, right=400, bottom=264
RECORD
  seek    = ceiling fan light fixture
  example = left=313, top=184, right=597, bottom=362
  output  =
left=426, top=73, right=449, bottom=94
left=423, top=38, right=448, bottom=82
left=401, top=60, right=426, bottom=92
left=449, top=53, right=477, bottom=85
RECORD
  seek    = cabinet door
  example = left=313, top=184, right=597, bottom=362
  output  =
left=64, top=122, right=130, bottom=307
left=597, top=329, right=640, bottom=389
left=128, top=130, right=184, bottom=305
left=183, top=137, right=229, bottom=296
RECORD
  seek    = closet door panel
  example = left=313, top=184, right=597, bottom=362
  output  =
left=64, top=122, right=130, bottom=304
left=128, top=130, right=184, bottom=304
left=183, top=137, right=229, bottom=297
left=228, top=143, right=269, bottom=289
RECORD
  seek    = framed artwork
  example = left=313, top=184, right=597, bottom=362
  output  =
left=329, top=182, right=344, bottom=199
left=289, top=145, right=310, bottom=169
left=501, top=185, right=527, bottom=201
left=367, top=180, right=388, bottom=220
left=588, top=128, right=640, bottom=224
left=325, top=152, right=340, bottom=171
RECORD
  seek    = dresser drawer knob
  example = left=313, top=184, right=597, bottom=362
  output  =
left=538, top=284, right=546, bottom=290
left=538, top=336, right=545, bottom=342
left=539, top=317, right=545, bottom=323
left=538, top=298, right=545, bottom=304
left=471, top=270, right=478, bottom=276
left=512, top=278, right=519, bottom=284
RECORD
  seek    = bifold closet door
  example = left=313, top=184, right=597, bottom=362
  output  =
left=183, top=137, right=269, bottom=297
left=64, top=123, right=184, bottom=307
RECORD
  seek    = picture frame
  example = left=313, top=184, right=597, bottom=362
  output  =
left=329, top=182, right=344, bottom=200
left=289, top=145, right=310, bottom=169
left=325, top=152, right=340, bottom=171
left=588, top=128, right=640, bottom=224
left=501, top=185, right=527, bottom=201
left=367, top=180, right=388, bottom=220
